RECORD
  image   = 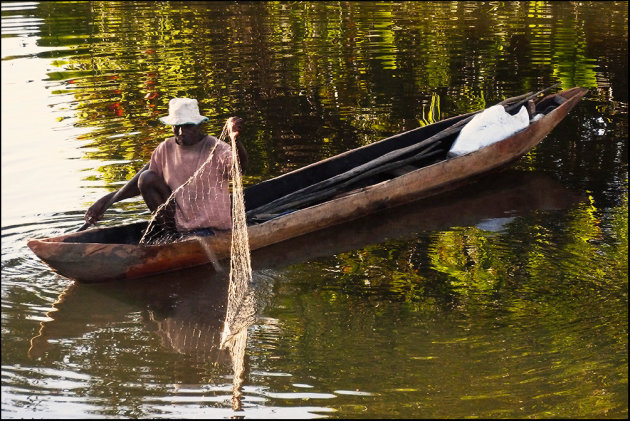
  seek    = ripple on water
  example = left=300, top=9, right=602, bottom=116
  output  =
left=1, top=365, right=95, bottom=417
left=1, top=1, right=627, bottom=418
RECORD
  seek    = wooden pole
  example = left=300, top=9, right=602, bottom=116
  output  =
left=249, top=147, right=445, bottom=222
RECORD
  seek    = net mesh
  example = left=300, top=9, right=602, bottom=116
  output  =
left=138, top=118, right=256, bottom=410
left=139, top=123, right=233, bottom=245
left=221, top=123, right=255, bottom=411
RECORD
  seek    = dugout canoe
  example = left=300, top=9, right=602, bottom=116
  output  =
left=27, top=87, right=588, bottom=283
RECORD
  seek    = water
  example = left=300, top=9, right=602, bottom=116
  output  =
left=1, top=1, right=627, bottom=418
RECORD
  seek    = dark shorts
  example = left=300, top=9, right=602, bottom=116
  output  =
left=178, top=227, right=218, bottom=239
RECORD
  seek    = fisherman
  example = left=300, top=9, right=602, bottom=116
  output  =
left=84, top=97, right=248, bottom=237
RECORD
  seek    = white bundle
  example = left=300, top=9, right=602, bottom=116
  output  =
left=448, top=104, right=529, bottom=157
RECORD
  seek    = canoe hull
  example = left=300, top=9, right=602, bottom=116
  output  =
left=27, top=87, right=588, bottom=283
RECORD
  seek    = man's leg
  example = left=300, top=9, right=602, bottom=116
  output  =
left=138, top=170, right=171, bottom=211
left=138, top=170, right=175, bottom=230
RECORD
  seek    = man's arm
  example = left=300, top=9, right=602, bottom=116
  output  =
left=84, top=162, right=149, bottom=224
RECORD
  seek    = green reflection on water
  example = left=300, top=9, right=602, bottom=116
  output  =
left=3, top=1, right=627, bottom=418
left=269, top=187, right=627, bottom=417
left=29, top=0, right=618, bottom=187
left=259, top=176, right=628, bottom=417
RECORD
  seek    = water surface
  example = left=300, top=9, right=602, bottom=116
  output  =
left=1, top=1, right=627, bottom=418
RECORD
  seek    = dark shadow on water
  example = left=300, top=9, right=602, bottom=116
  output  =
left=28, top=266, right=231, bottom=360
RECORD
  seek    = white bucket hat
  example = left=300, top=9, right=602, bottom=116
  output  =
left=159, top=98, right=209, bottom=125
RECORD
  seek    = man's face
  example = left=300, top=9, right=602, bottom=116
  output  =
left=173, top=124, right=200, bottom=146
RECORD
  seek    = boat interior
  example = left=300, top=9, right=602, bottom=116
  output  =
left=243, top=113, right=467, bottom=213
left=242, top=92, right=568, bottom=222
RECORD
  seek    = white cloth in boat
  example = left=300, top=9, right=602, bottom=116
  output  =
left=448, top=104, right=530, bottom=157
left=149, top=135, right=233, bottom=231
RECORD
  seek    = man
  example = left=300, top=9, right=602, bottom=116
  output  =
left=84, top=97, right=248, bottom=237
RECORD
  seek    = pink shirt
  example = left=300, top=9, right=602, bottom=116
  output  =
left=149, top=135, right=233, bottom=231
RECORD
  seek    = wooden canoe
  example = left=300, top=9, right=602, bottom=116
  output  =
left=27, top=87, right=588, bottom=283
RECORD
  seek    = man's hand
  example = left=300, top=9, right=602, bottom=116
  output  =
left=226, top=116, right=248, bottom=171
left=227, top=116, right=243, bottom=142
left=85, top=191, right=115, bottom=224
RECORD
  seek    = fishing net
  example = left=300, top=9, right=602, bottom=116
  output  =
left=138, top=118, right=254, bottom=308
left=138, top=123, right=233, bottom=245
left=138, top=118, right=256, bottom=410
left=221, top=120, right=255, bottom=411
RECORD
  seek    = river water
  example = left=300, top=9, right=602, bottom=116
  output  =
left=1, top=1, right=627, bottom=418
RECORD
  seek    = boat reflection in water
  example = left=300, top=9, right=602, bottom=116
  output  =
left=28, top=170, right=582, bottom=410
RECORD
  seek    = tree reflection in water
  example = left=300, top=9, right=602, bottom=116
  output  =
left=27, top=170, right=586, bottom=412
